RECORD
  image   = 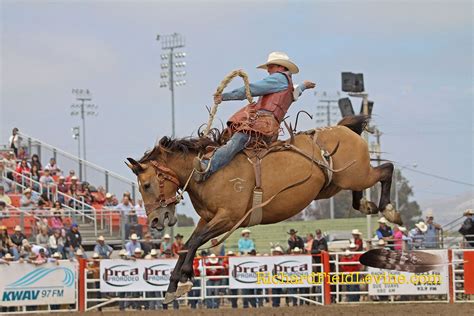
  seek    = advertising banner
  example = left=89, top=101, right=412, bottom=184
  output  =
left=367, top=250, right=448, bottom=295
left=228, top=255, right=314, bottom=289
left=0, top=261, right=77, bottom=306
left=100, top=259, right=178, bottom=292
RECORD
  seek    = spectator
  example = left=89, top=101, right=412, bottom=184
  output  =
left=205, top=254, right=224, bottom=309
left=135, top=199, right=146, bottom=217
left=20, top=188, right=36, bottom=210
left=30, top=154, right=42, bottom=171
left=8, top=128, right=21, bottom=156
left=340, top=245, right=362, bottom=302
left=305, top=233, right=314, bottom=254
left=160, top=234, right=172, bottom=253
left=0, top=186, right=11, bottom=205
left=375, top=217, right=393, bottom=249
left=65, top=170, right=77, bottom=183
left=17, top=147, right=27, bottom=160
left=125, top=234, right=142, bottom=256
left=16, top=158, right=31, bottom=183
left=10, top=225, right=26, bottom=247
left=209, top=237, right=225, bottom=257
left=30, top=165, right=41, bottom=191
left=287, top=228, right=304, bottom=253
left=392, top=225, right=404, bottom=251
left=66, top=223, right=85, bottom=258
left=172, top=234, right=185, bottom=256
left=104, top=193, right=117, bottom=207
left=351, top=229, right=364, bottom=251
left=0, top=226, right=19, bottom=260
left=270, top=246, right=285, bottom=307
left=161, top=248, right=174, bottom=259
left=0, top=201, right=7, bottom=219
left=4, top=152, right=17, bottom=181
left=82, top=186, right=95, bottom=205
left=69, top=176, right=79, bottom=190
left=37, top=192, right=52, bottom=210
left=189, top=253, right=203, bottom=309
left=132, top=248, right=143, bottom=260
left=92, top=186, right=106, bottom=204
left=116, top=196, right=134, bottom=216
left=39, top=169, right=55, bottom=194
left=94, top=236, right=113, bottom=259
left=48, top=229, right=64, bottom=258
left=238, top=229, right=255, bottom=255
left=311, top=229, right=328, bottom=262
left=45, top=158, right=61, bottom=176
left=29, top=248, right=48, bottom=266
left=287, top=247, right=304, bottom=306
left=424, top=209, right=442, bottom=248
left=2, top=253, right=15, bottom=263
left=0, top=159, right=11, bottom=192
left=50, top=209, right=64, bottom=231
left=459, top=209, right=474, bottom=247
left=409, top=222, right=427, bottom=249
left=140, top=233, right=157, bottom=255
left=223, top=251, right=238, bottom=308
left=36, top=226, right=50, bottom=249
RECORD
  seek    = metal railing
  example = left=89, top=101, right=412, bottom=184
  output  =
left=18, top=132, right=138, bottom=201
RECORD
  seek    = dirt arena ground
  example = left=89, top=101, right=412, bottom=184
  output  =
left=37, top=304, right=473, bottom=316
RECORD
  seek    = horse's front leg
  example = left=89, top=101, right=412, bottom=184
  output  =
left=166, top=218, right=207, bottom=297
left=164, top=209, right=234, bottom=304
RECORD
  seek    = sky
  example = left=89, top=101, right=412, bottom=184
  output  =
left=1, top=0, right=473, bottom=219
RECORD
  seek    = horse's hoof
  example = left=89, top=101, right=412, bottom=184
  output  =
left=163, top=292, right=176, bottom=304
left=382, top=204, right=403, bottom=225
left=175, top=280, right=193, bottom=297
left=359, top=198, right=378, bottom=215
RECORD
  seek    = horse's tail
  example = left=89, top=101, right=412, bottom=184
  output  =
left=337, top=115, right=369, bottom=135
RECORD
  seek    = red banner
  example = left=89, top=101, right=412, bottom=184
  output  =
left=463, top=251, right=474, bottom=294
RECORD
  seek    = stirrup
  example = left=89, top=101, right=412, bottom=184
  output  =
left=193, top=157, right=208, bottom=183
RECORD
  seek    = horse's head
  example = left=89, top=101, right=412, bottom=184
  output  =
left=126, top=157, right=179, bottom=231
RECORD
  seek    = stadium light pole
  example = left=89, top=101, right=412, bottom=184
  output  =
left=315, top=91, right=341, bottom=219
left=156, top=33, right=186, bottom=238
left=71, top=126, right=82, bottom=179
left=71, top=89, right=98, bottom=181
left=156, top=32, right=186, bottom=140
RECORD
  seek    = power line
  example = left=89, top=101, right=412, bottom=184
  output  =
left=400, top=165, right=474, bottom=187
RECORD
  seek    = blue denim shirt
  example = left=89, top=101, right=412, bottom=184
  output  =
left=222, top=72, right=306, bottom=101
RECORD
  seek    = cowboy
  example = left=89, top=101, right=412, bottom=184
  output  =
left=94, top=236, right=113, bottom=259
left=409, top=222, right=427, bottom=249
left=237, top=229, right=255, bottom=254
left=375, top=217, right=393, bottom=249
left=459, top=209, right=474, bottom=247
left=287, top=228, right=304, bottom=253
left=424, top=209, right=442, bottom=248
left=193, top=52, right=316, bottom=182
left=351, top=229, right=364, bottom=251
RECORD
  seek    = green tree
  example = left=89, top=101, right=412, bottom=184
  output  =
left=177, top=213, right=195, bottom=227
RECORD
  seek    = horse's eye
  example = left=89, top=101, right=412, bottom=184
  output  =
left=143, top=183, right=151, bottom=190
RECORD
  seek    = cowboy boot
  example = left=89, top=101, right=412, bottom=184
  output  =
left=193, top=157, right=208, bottom=183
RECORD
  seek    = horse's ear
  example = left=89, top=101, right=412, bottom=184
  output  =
left=126, top=158, right=144, bottom=174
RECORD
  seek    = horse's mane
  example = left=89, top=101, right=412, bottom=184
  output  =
left=138, top=128, right=225, bottom=163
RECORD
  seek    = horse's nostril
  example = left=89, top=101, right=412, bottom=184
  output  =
left=151, top=218, right=159, bottom=228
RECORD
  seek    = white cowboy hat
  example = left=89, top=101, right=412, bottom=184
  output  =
left=257, top=52, right=299, bottom=74
left=71, top=176, right=78, bottom=180
left=226, top=250, right=234, bottom=256
left=4, top=253, right=13, bottom=260
left=23, top=188, right=31, bottom=194
left=14, top=225, right=21, bottom=232
left=92, top=252, right=100, bottom=259
left=75, top=249, right=83, bottom=256
left=163, top=234, right=171, bottom=239
left=144, top=254, right=152, bottom=260
left=208, top=253, right=219, bottom=264
left=272, top=246, right=284, bottom=254
left=241, top=229, right=251, bottom=235
left=377, top=217, right=388, bottom=224
left=119, top=249, right=127, bottom=256
left=105, top=192, right=112, bottom=198
left=52, top=252, right=62, bottom=258
left=426, top=209, right=434, bottom=218
left=349, top=243, right=357, bottom=249
left=292, top=247, right=302, bottom=253
left=351, top=229, right=362, bottom=235
left=130, top=233, right=139, bottom=240
left=399, top=226, right=407, bottom=232
left=150, top=249, right=158, bottom=256
left=97, top=235, right=105, bottom=241
left=464, top=209, right=474, bottom=216
left=134, top=248, right=143, bottom=254
left=378, top=239, right=386, bottom=246
left=415, top=222, right=428, bottom=233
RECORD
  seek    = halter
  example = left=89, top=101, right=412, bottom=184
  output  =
left=143, top=160, right=181, bottom=210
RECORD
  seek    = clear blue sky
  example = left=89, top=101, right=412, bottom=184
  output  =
left=1, top=0, right=472, bottom=217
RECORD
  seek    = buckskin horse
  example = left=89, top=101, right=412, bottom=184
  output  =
left=126, top=115, right=401, bottom=303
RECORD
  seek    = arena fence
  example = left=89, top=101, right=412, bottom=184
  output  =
left=1, top=250, right=473, bottom=313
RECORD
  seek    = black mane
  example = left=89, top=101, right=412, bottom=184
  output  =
left=138, top=128, right=225, bottom=163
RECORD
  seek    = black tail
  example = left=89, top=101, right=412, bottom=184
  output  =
left=337, top=115, right=369, bottom=135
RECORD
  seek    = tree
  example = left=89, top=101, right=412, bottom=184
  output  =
left=177, top=213, right=195, bottom=227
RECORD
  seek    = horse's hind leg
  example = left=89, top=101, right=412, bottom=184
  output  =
left=376, top=163, right=402, bottom=225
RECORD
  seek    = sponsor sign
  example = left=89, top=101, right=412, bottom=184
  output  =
left=229, top=255, right=314, bottom=289
left=0, top=261, right=77, bottom=306
left=368, top=249, right=449, bottom=295
left=100, top=259, right=178, bottom=292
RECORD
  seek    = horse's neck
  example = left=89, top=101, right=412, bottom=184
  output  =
left=167, top=154, right=195, bottom=188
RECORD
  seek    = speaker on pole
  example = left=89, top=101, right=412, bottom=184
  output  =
left=338, top=97, right=355, bottom=117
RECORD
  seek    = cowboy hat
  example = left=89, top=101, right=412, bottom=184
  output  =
left=227, top=250, right=235, bottom=256
left=23, top=188, right=31, bottom=194
left=425, top=209, right=434, bottom=218
left=378, top=239, right=386, bottom=246
left=163, top=234, right=171, bottom=239
left=119, top=249, right=127, bottom=256
left=52, top=252, right=62, bottom=258
left=351, top=229, right=362, bottom=235
left=415, top=222, right=428, bottom=233
left=97, top=235, right=105, bottom=241
left=75, top=249, right=83, bottom=256
left=241, top=229, right=251, bottom=235
left=134, top=248, right=143, bottom=255
left=150, top=249, right=158, bottom=256
left=257, top=52, right=299, bottom=74
left=130, top=233, right=139, bottom=240
left=287, top=229, right=298, bottom=235
left=399, top=226, right=407, bottom=232
left=272, top=246, right=284, bottom=254
left=92, top=252, right=100, bottom=259
left=105, top=192, right=112, bottom=198
left=377, top=217, right=388, bottom=224
left=22, top=239, right=30, bottom=246
left=144, top=254, right=152, bottom=259
left=14, top=225, right=21, bottom=232
left=207, top=253, right=219, bottom=264
left=464, top=209, right=474, bottom=216
left=349, top=242, right=357, bottom=249
left=4, top=253, right=13, bottom=260
left=292, top=247, right=302, bottom=253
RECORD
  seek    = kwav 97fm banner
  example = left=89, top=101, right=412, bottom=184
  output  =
left=368, top=249, right=449, bottom=295
left=0, top=261, right=77, bottom=306
left=229, top=255, right=314, bottom=289
left=100, top=259, right=178, bottom=292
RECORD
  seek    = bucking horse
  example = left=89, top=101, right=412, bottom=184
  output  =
left=125, top=115, right=406, bottom=303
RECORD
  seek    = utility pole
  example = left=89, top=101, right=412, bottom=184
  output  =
left=156, top=33, right=186, bottom=239
left=71, top=89, right=98, bottom=181
left=315, top=91, right=341, bottom=219
left=71, top=126, right=82, bottom=178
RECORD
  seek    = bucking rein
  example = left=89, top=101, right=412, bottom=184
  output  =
left=167, top=69, right=356, bottom=252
